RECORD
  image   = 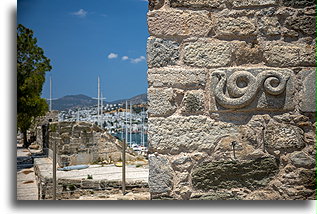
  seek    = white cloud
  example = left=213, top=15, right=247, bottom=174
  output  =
left=71, top=9, right=87, bottom=17
left=108, top=53, right=118, bottom=59
left=122, top=56, right=129, bottom=61
left=131, top=56, right=146, bottom=63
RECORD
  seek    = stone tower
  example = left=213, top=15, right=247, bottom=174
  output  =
left=146, top=0, right=316, bottom=200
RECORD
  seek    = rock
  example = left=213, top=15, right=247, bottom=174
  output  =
left=234, top=42, right=263, bottom=65
left=148, top=116, right=238, bottom=154
left=190, top=191, right=241, bottom=200
left=179, top=186, right=192, bottom=200
left=181, top=90, right=205, bottom=114
left=148, top=154, right=173, bottom=193
left=192, top=157, right=279, bottom=190
left=170, top=0, right=224, bottom=9
left=172, top=155, right=193, bottom=172
left=289, top=151, right=315, bottom=168
left=246, top=190, right=282, bottom=200
left=264, top=121, right=305, bottom=154
left=147, top=9, right=212, bottom=38
left=215, top=16, right=256, bottom=37
left=258, top=16, right=281, bottom=36
left=281, top=0, right=315, bottom=8
left=231, top=0, right=277, bottom=8
left=263, top=41, right=315, bottom=67
left=148, top=87, right=178, bottom=116
left=147, top=37, right=179, bottom=68
left=148, top=0, right=164, bottom=10
left=285, top=15, right=315, bottom=35
left=148, top=67, right=206, bottom=89
left=299, top=70, right=316, bottom=112
left=183, top=39, right=235, bottom=68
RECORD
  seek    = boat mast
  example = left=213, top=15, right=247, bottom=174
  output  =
left=129, top=102, right=132, bottom=147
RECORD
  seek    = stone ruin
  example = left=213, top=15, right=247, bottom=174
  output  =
left=48, top=121, right=139, bottom=167
left=32, top=112, right=141, bottom=167
left=146, top=0, right=316, bottom=200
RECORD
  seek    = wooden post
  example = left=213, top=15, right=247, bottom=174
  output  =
left=52, top=139, right=56, bottom=200
left=122, top=138, right=126, bottom=195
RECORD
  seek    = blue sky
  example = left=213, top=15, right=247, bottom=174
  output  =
left=17, top=0, right=149, bottom=101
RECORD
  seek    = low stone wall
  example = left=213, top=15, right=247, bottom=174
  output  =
left=48, top=121, right=139, bottom=167
left=147, top=0, right=316, bottom=200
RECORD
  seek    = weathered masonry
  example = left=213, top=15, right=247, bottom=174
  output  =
left=146, top=0, right=316, bottom=200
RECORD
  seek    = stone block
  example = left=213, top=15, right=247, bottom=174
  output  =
left=148, top=0, right=164, bottom=10
left=148, top=67, right=207, bottom=89
left=192, top=157, right=279, bottom=190
left=263, top=41, right=315, bottom=67
left=281, top=0, right=315, bottom=8
left=209, top=67, right=295, bottom=111
left=299, top=70, right=316, bottom=113
left=183, top=39, right=235, bottom=68
left=147, top=37, right=179, bottom=68
left=170, top=0, right=224, bottom=9
left=215, top=17, right=256, bottom=37
left=285, top=15, right=316, bottom=35
left=148, top=116, right=239, bottom=154
left=234, top=42, right=263, bottom=65
left=231, top=0, right=277, bottom=8
left=147, top=9, right=212, bottom=38
left=148, top=154, right=173, bottom=193
left=181, top=90, right=205, bottom=114
left=264, top=121, right=305, bottom=154
left=258, top=16, right=281, bottom=36
left=172, top=155, right=193, bottom=172
left=148, top=87, right=178, bottom=116
left=290, top=151, right=315, bottom=169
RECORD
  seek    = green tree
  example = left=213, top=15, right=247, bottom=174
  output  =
left=17, top=24, right=52, bottom=147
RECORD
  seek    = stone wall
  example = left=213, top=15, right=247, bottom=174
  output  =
left=48, top=121, right=139, bottom=167
left=147, top=0, right=316, bottom=200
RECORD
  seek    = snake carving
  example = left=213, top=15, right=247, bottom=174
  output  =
left=212, top=70, right=290, bottom=109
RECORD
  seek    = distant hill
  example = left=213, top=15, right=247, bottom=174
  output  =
left=51, top=93, right=147, bottom=111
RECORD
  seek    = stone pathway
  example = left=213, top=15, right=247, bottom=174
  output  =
left=16, top=144, right=38, bottom=200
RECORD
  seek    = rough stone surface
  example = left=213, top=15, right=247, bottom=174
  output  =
left=170, top=0, right=224, bottom=9
left=147, top=10, right=212, bottom=38
left=148, top=155, right=173, bottom=193
left=148, top=67, right=206, bottom=89
left=231, top=0, right=277, bottom=8
left=149, top=116, right=238, bottom=154
left=192, top=157, right=279, bottom=190
left=215, top=17, right=256, bottom=37
left=148, top=88, right=177, bottom=116
left=148, top=0, right=164, bottom=11
left=263, top=42, right=315, bottom=67
left=258, top=16, right=281, bottom=36
left=147, top=37, right=179, bottom=68
left=264, top=121, right=305, bottom=154
left=181, top=90, right=205, bottom=114
left=285, top=15, right=316, bottom=36
left=281, top=0, right=315, bottom=8
left=299, top=70, right=316, bottom=112
left=234, top=42, right=263, bottom=65
left=289, top=151, right=315, bottom=169
left=191, top=191, right=241, bottom=200
left=183, top=39, right=234, bottom=68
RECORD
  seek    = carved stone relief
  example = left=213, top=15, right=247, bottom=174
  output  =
left=210, top=68, right=294, bottom=111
